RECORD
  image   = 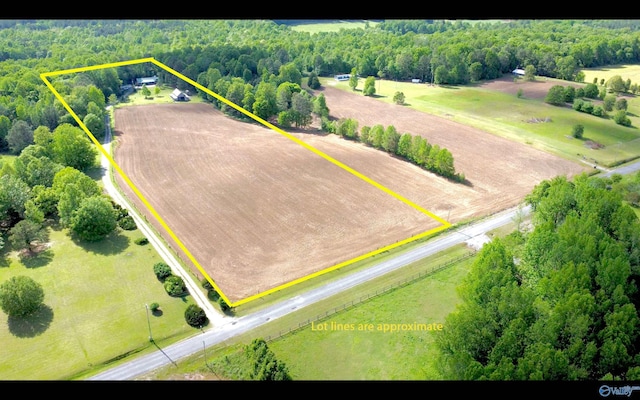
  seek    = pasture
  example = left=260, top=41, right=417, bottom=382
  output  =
left=580, top=64, right=640, bottom=87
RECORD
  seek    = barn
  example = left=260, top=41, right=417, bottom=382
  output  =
left=170, top=88, right=190, bottom=102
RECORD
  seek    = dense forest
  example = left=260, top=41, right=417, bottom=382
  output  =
left=436, top=174, right=640, bottom=380
left=2, top=19, right=640, bottom=146
left=2, top=19, right=640, bottom=380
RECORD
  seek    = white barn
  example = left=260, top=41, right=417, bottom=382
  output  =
left=170, top=88, right=190, bottom=102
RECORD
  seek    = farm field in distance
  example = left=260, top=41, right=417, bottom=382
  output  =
left=332, top=73, right=640, bottom=167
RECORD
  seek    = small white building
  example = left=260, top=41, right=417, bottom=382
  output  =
left=170, top=88, right=190, bottom=102
left=512, top=68, right=525, bottom=76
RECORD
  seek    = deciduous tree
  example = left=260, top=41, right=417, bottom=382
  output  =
left=0, top=276, right=45, bottom=317
left=70, top=195, right=117, bottom=241
left=51, top=124, right=98, bottom=171
left=8, top=219, right=47, bottom=253
left=7, top=120, right=34, bottom=155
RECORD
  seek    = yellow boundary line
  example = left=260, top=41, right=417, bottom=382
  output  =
left=40, top=57, right=452, bottom=307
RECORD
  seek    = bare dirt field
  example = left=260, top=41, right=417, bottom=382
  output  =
left=313, top=84, right=588, bottom=220
left=113, top=103, right=444, bottom=302
left=113, top=81, right=588, bottom=303
left=474, top=74, right=584, bottom=100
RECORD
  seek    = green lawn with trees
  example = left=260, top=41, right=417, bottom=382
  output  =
left=0, top=225, right=200, bottom=380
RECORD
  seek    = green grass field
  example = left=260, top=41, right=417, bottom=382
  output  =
left=580, top=64, right=640, bottom=87
left=267, top=250, right=473, bottom=380
left=139, top=242, right=478, bottom=380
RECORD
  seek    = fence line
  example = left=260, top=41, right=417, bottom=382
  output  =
left=263, top=250, right=476, bottom=343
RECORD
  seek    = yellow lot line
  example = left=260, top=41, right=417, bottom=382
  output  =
left=41, top=57, right=452, bottom=307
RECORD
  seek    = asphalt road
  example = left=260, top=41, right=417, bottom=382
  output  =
left=89, top=114, right=640, bottom=381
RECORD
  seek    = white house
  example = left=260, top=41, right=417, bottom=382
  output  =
left=134, top=76, right=158, bottom=88
left=512, top=68, right=525, bottom=76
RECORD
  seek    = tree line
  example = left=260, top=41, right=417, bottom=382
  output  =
left=2, top=19, right=640, bottom=158
left=328, top=119, right=464, bottom=183
left=544, top=76, right=634, bottom=127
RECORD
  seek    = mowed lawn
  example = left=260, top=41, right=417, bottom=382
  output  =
left=0, top=224, right=199, bottom=380
left=325, top=72, right=640, bottom=167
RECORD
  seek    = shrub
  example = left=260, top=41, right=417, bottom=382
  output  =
left=118, top=215, right=137, bottom=230
left=219, top=297, right=233, bottom=314
left=591, top=105, right=605, bottom=117
left=163, top=275, right=186, bottom=296
left=201, top=277, right=213, bottom=290
left=184, top=304, right=207, bottom=328
left=581, top=101, right=594, bottom=114
left=614, top=110, right=632, bottom=127
left=572, top=98, right=584, bottom=111
left=111, top=202, right=129, bottom=220
left=153, top=262, right=172, bottom=281
left=135, top=237, right=149, bottom=245
left=207, top=289, right=220, bottom=302
left=149, top=302, right=160, bottom=312
left=572, top=124, right=584, bottom=139
left=393, top=91, right=405, bottom=105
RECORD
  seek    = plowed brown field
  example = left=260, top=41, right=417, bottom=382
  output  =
left=113, top=86, right=587, bottom=303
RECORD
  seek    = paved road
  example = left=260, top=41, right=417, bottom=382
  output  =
left=89, top=198, right=529, bottom=380
left=601, top=161, right=640, bottom=178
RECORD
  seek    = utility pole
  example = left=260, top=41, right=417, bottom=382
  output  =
left=203, top=340, right=208, bottom=368
left=145, top=304, right=153, bottom=342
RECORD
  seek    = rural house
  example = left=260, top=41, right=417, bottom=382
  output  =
left=170, top=88, right=190, bottom=102
left=134, top=75, right=158, bottom=88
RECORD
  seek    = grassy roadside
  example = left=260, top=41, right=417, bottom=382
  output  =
left=141, top=215, right=526, bottom=381
left=137, top=241, right=479, bottom=380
